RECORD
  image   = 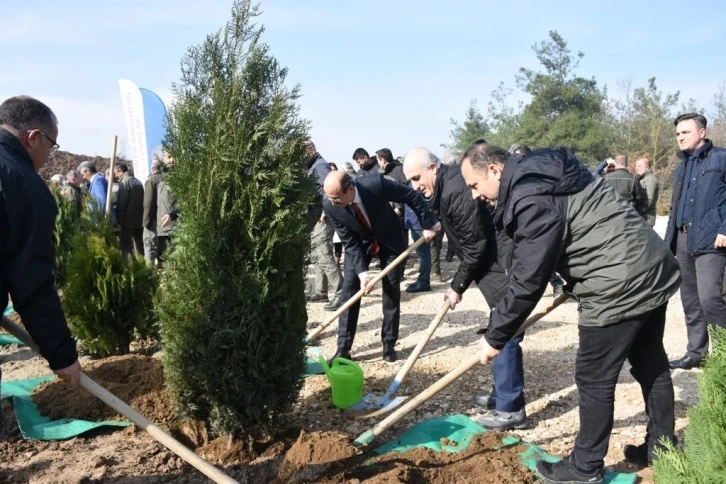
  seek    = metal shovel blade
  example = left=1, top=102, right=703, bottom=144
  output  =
left=345, top=393, right=409, bottom=419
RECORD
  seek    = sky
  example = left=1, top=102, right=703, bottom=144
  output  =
left=2, top=0, right=725, bottom=167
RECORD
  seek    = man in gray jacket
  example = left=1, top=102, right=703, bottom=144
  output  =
left=461, top=144, right=680, bottom=484
left=634, top=157, right=659, bottom=227
left=142, top=159, right=165, bottom=264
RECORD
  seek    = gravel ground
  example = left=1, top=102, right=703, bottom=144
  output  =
left=0, top=216, right=697, bottom=483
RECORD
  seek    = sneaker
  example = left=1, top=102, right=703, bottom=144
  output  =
left=476, top=409, right=527, bottom=430
left=536, top=456, right=603, bottom=484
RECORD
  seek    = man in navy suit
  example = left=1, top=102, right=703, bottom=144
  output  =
left=323, top=171, right=440, bottom=362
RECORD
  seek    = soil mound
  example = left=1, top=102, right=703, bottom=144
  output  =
left=285, top=430, right=359, bottom=467
left=33, top=354, right=176, bottom=424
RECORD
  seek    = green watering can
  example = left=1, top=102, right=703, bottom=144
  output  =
left=318, top=356, right=364, bottom=410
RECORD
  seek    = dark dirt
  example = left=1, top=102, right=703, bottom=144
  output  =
left=33, top=354, right=176, bottom=424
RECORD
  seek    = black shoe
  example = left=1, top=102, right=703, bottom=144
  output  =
left=323, top=296, right=343, bottom=311
left=445, top=255, right=454, bottom=263
left=472, top=393, right=496, bottom=410
left=406, top=282, right=431, bottom=293
left=536, top=456, right=603, bottom=484
left=307, top=292, right=329, bottom=303
left=383, top=343, right=397, bottom=362
left=327, top=350, right=352, bottom=366
left=623, top=442, right=649, bottom=468
left=476, top=409, right=527, bottom=430
left=669, top=355, right=702, bottom=370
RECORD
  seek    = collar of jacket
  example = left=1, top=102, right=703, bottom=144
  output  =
left=359, top=160, right=377, bottom=172
left=307, top=152, right=323, bottom=170
left=429, top=163, right=450, bottom=215
left=677, top=139, right=713, bottom=162
left=383, top=160, right=401, bottom=175
left=0, top=128, right=36, bottom=171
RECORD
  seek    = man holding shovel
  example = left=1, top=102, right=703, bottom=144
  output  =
left=0, top=96, right=82, bottom=392
left=461, top=144, right=680, bottom=484
left=323, top=171, right=439, bottom=363
left=402, top=147, right=526, bottom=431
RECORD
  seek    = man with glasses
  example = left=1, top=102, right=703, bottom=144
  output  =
left=0, top=96, right=83, bottom=397
left=322, top=171, right=440, bottom=362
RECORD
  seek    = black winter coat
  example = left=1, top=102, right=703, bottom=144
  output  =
left=0, top=129, right=78, bottom=370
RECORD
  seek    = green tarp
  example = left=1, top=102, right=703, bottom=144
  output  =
left=0, top=376, right=131, bottom=440
left=376, top=414, right=636, bottom=484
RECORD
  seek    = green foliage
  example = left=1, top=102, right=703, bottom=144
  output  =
left=50, top=186, right=79, bottom=288
left=444, top=100, right=490, bottom=155
left=157, top=0, right=313, bottom=436
left=62, top=208, right=158, bottom=357
left=654, top=327, right=726, bottom=483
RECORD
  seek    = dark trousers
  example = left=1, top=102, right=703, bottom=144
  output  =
left=572, top=303, right=675, bottom=472
left=337, top=246, right=400, bottom=352
left=119, top=227, right=144, bottom=259
left=675, top=231, right=726, bottom=358
left=431, top=230, right=443, bottom=275
left=158, top=236, right=172, bottom=259
left=477, top=269, right=526, bottom=412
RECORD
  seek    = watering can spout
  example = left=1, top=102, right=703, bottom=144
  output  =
left=318, top=355, right=331, bottom=376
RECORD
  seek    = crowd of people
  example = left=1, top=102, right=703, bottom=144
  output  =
left=1, top=91, right=725, bottom=484
left=305, top=112, right=725, bottom=484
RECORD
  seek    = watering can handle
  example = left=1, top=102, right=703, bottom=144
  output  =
left=333, top=358, right=364, bottom=378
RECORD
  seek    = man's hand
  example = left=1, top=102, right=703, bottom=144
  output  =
left=422, top=222, right=441, bottom=242
left=161, top=214, right=173, bottom=227
left=319, top=213, right=327, bottom=224
left=715, top=234, right=726, bottom=249
left=444, top=288, right=462, bottom=310
left=480, top=337, right=501, bottom=365
left=54, top=359, right=82, bottom=385
left=362, top=277, right=376, bottom=295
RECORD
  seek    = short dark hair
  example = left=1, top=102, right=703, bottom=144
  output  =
left=115, top=162, right=129, bottom=173
left=328, top=162, right=338, bottom=171
left=473, top=139, right=488, bottom=146
left=513, top=145, right=531, bottom=156
left=352, top=148, right=369, bottom=160
left=675, top=113, right=707, bottom=129
left=462, top=143, right=509, bottom=170
left=375, top=148, right=394, bottom=164
left=0, top=95, right=57, bottom=134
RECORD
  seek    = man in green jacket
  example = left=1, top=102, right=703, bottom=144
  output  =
left=113, top=163, right=145, bottom=259
left=461, top=145, right=680, bottom=484
left=603, top=155, right=647, bottom=218
left=634, top=157, right=660, bottom=227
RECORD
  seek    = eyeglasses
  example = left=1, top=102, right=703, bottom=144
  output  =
left=27, top=129, right=59, bottom=154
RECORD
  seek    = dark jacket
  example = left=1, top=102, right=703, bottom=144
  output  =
left=323, top=175, right=435, bottom=276
left=383, top=159, right=407, bottom=215
left=429, top=164, right=495, bottom=295
left=485, top=148, right=681, bottom=349
left=357, top=160, right=380, bottom=176
left=665, top=140, right=726, bottom=255
left=114, top=172, right=144, bottom=229
left=638, top=170, right=659, bottom=227
left=143, top=172, right=164, bottom=231
left=307, top=153, right=331, bottom=224
left=604, top=168, right=647, bottom=216
left=0, top=128, right=78, bottom=370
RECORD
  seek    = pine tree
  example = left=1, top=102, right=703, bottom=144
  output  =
left=157, top=0, right=313, bottom=436
left=654, top=327, right=726, bottom=482
left=50, top=186, right=79, bottom=288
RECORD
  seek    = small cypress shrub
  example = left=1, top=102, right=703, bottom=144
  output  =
left=62, top=208, right=158, bottom=357
left=50, top=186, right=80, bottom=288
left=156, top=0, right=313, bottom=436
left=653, top=326, right=726, bottom=482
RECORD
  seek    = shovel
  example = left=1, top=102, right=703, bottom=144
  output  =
left=0, top=315, right=239, bottom=484
left=303, top=236, right=427, bottom=345
left=345, top=301, right=449, bottom=419
left=353, top=292, right=569, bottom=447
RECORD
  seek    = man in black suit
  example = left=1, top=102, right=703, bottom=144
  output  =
left=323, top=171, right=440, bottom=362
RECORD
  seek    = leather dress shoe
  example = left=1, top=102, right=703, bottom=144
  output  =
left=383, top=343, right=397, bottom=362
left=472, top=393, right=496, bottom=410
left=327, top=350, right=352, bottom=366
left=307, top=292, right=329, bottom=303
left=323, top=296, right=343, bottom=311
left=406, top=282, right=431, bottom=293
left=669, top=355, right=702, bottom=370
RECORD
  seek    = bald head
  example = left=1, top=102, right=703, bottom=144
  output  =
left=403, top=147, right=440, bottom=198
left=323, top=171, right=355, bottom=207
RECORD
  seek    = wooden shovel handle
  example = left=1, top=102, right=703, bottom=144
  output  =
left=0, top=316, right=239, bottom=484
left=304, top=236, right=427, bottom=344
left=355, top=292, right=569, bottom=446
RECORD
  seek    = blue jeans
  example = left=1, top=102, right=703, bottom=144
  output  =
left=490, top=333, right=525, bottom=412
left=410, top=229, right=431, bottom=286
